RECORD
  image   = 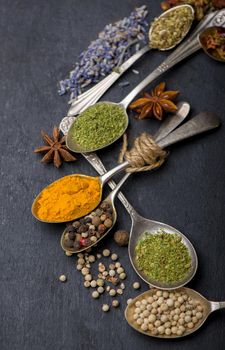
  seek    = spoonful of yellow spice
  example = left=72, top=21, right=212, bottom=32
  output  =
left=32, top=175, right=101, bottom=223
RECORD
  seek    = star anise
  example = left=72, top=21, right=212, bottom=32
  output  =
left=34, top=126, right=76, bottom=168
left=129, top=82, right=179, bottom=121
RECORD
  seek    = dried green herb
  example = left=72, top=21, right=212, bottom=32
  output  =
left=69, top=102, right=127, bottom=151
left=150, top=6, right=194, bottom=50
left=135, top=230, right=192, bottom=284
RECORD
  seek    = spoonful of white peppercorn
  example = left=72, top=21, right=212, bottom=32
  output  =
left=125, top=287, right=225, bottom=338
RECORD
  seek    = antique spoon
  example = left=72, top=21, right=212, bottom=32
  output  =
left=65, top=4, right=194, bottom=119
left=32, top=112, right=220, bottom=223
left=66, top=9, right=225, bottom=153
left=60, top=103, right=190, bottom=253
left=125, top=287, right=225, bottom=338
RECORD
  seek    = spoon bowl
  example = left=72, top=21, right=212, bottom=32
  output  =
left=128, top=213, right=198, bottom=289
left=125, top=287, right=225, bottom=338
left=66, top=101, right=129, bottom=153
left=199, top=26, right=225, bottom=62
left=149, top=4, right=194, bottom=51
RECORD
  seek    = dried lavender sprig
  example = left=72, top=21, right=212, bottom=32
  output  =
left=58, top=6, right=148, bottom=100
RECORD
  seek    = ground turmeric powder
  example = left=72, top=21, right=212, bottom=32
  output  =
left=33, top=175, right=101, bottom=222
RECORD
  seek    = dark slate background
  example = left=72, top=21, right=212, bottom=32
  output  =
left=0, top=0, right=225, bottom=349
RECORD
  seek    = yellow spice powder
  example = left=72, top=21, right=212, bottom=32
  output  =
left=35, top=175, right=101, bottom=222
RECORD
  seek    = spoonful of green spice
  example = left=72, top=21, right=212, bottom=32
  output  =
left=66, top=102, right=128, bottom=152
left=135, top=229, right=193, bottom=286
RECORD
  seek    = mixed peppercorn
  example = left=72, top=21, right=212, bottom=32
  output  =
left=63, top=201, right=114, bottom=252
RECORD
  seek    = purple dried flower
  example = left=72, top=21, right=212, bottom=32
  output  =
left=58, top=6, right=148, bottom=100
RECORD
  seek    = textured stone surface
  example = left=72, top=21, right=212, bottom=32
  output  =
left=0, top=1, right=225, bottom=349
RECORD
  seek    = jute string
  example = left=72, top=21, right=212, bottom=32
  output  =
left=119, top=133, right=167, bottom=173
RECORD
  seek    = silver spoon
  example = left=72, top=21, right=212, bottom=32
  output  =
left=125, top=287, right=225, bottom=338
left=60, top=103, right=190, bottom=253
left=65, top=9, right=225, bottom=153
left=32, top=112, right=220, bottom=223
left=64, top=5, right=194, bottom=120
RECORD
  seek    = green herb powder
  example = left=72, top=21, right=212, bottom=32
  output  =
left=135, top=230, right=192, bottom=284
left=70, top=102, right=127, bottom=151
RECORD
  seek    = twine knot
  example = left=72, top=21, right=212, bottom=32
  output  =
left=119, top=133, right=167, bottom=173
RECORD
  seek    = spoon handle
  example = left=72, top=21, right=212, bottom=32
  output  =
left=210, top=301, right=225, bottom=311
left=101, top=111, right=220, bottom=184
left=158, top=112, right=220, bottom=149
left=121, top=9, right=225, bottom=109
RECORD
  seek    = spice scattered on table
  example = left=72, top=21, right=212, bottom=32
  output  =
left=160, top=0, right=225, bottom=21
left=67, top=102, right=127, bottom=151
left=73, top=249, right=141, bottom=313
left=63, top=201, right=113, bottom=251
left=59, top=274, right=67, bottom=282
left=135, top=230, right=192, bottom=284
left=114, top=230, right=129, bottom=246
left=34, top=126, right=76, bottom=168
left=129, top=82, right=179, bottom=120
left=102, top=304, right=110, bottom=312
left=200, top=26, right=225, bottom=61
left=33, top=175, right=101, bottom=222
left=58, top=6, right=148, bottom=100
left=128, top=289, right=204, bottom=336
left=133, top=282, right=141, bottom=290
left=150, top=5, right=194, bottom=50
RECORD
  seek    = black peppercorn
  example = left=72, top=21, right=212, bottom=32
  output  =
left=84, top=217, right=92, bottom=224
left=64, top=238, right=75, bottom=248
left=77, top=224, right=88, bottom=234
left=68, top=232, right=76, bottom=240
left=66, top=225, right=75, bottom=233
left=72, top=221, right=80, bottom=229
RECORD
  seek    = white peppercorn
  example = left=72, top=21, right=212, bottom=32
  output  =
left=84, top=281, right=91, bottom=288
left=112, top=300, right=120, bottom=308
left=102, top=304, right=110, bottom=312
left=65, top=251, right=73, bottom=256
left=111, top=253, right=118, bottom=261
left=119, top=272, right=126, bottom=280
left=84, top=274, right=92, bottom=281
left=133, top=282, right=140, bottom=290
left=81, top=267, right=89, bottom=275
left=127, top=298, right=133, bottom=305
left=77, top=258, right=85, bottom=265
left=92, top=291, right=99, bottom=299
left=117, top=288, right=123, bottom=295
left=97, top=286, right=105, bottom=294
left=109, top=289, right=116, bottom=297
left=109, top=270, right=116, bottom=277
left=90, top=280, right=97, bottom=288
left=88, top=255, right=96, bottom=263
left=141, top=323, right=148, bottom=331
left=59, top=275, right=67, bottom=282
left=116, top=267, right=124, bottom=274
left=102, top=249, right=110, bottom=257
